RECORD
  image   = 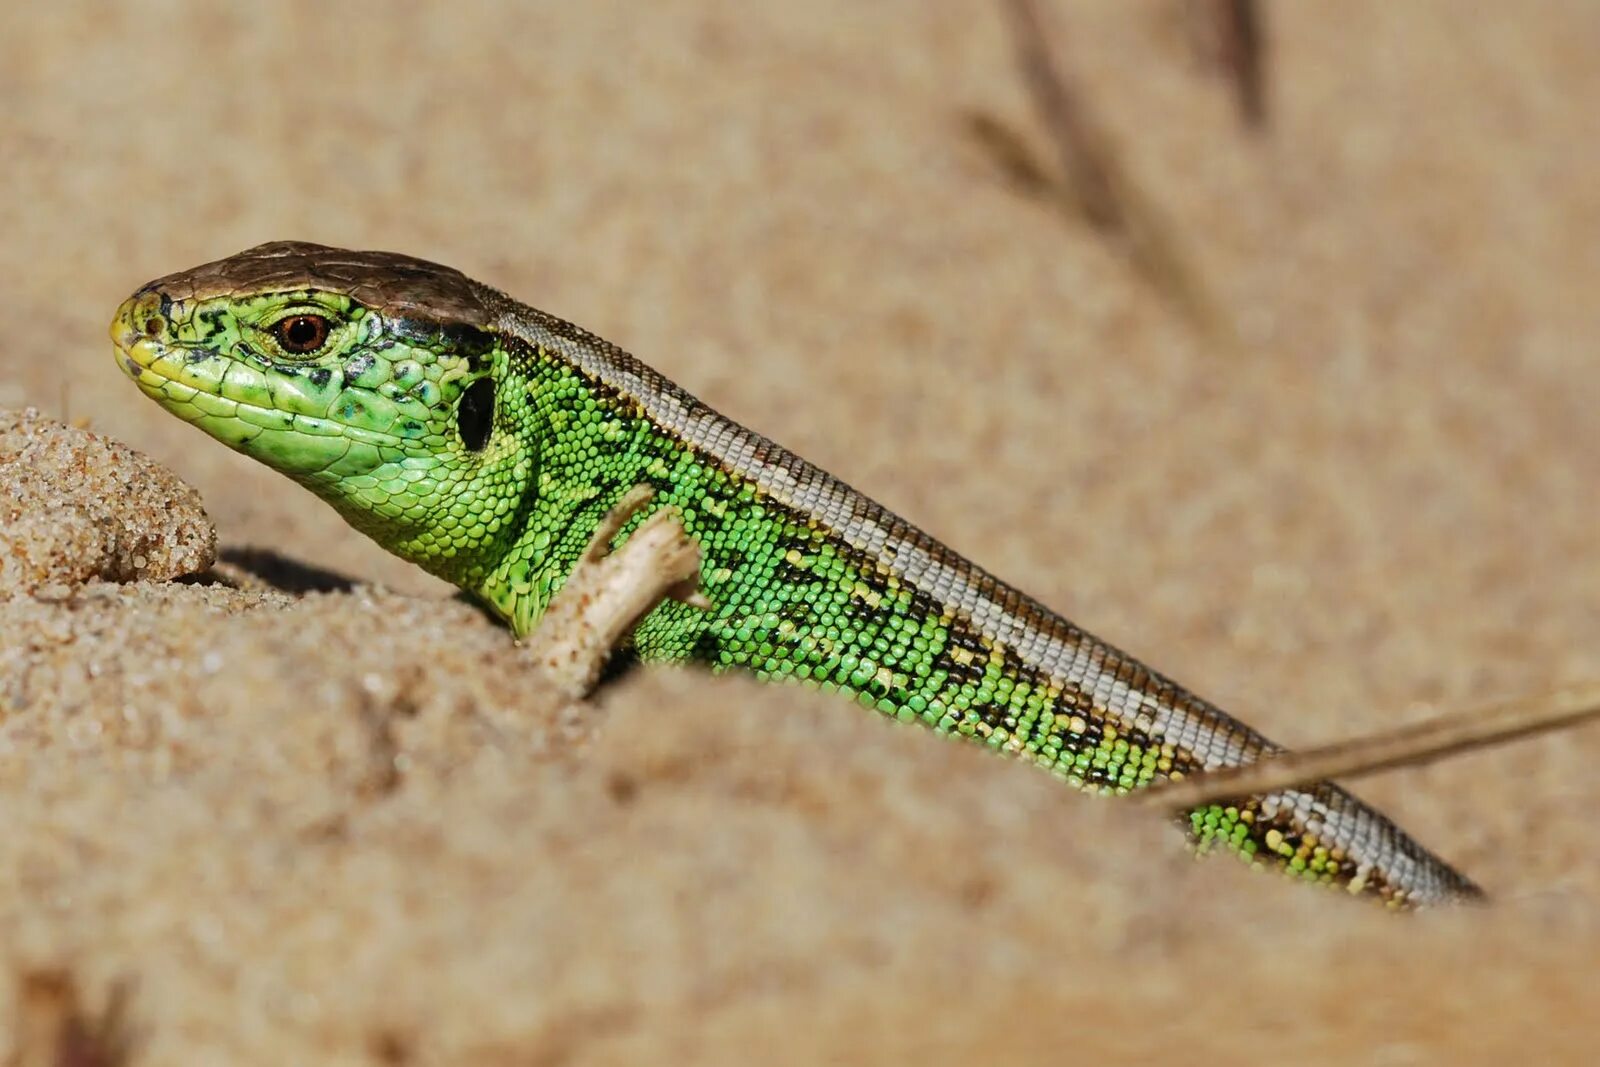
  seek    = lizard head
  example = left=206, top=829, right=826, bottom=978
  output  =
left=110, top=241, right=537, bottom=584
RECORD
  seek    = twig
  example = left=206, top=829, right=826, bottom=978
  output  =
left=1138, top=681, right=1600, bottom=810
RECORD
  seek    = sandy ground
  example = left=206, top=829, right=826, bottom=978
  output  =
left=2, top=2, right=1598, bottom=1062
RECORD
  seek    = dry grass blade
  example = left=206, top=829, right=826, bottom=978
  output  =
left=999, top=0, right=1232, bottom=342
left=1190, top=0, right=1267, bottom=128
left=1138, top=682, right=1600, bottom=811
left=9, top=969, right=136, bottom=1067
left=1001, top=0, right=1122, bottom=231
left=1219, top=0, right=1266, bottom=127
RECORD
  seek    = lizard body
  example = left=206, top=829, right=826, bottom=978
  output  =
left=111, top=241, right=1479, bottom=906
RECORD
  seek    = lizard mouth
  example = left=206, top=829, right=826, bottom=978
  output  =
left=110, top=294, right=412, bottom=459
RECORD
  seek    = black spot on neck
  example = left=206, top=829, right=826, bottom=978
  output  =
left=457, top=376, right=495, bottom=452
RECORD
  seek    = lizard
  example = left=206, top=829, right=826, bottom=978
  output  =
left=109, top=241, right=1481, bottom=907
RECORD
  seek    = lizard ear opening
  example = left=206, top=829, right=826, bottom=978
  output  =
left=457, top=377, right=495, bottom=452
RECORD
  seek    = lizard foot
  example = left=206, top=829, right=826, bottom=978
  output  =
left=525, top=485, right=708, bottom=701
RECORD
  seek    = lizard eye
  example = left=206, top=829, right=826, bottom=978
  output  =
left=270, top=314, right=331, bottom=355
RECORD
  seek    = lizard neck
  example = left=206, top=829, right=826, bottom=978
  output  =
left=294, top=340, right=538, bottom=591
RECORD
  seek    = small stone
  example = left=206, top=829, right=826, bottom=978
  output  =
left=0, top=407, right=215, bottom=593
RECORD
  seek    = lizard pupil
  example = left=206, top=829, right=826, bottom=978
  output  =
left=273, top=314, right=330, bottom=354
left=457, top=376, right=495, bottom=452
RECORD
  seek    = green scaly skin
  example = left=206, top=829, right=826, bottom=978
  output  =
left=111, top=242, right=1481, bottom=908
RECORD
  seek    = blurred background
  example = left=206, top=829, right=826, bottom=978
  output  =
left=7, top=0, right=1593, bottom=730
left=2, top=1, right=1598, bottom=1061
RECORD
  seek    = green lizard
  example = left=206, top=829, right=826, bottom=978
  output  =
left=111, top=241, right=1479, bottom=907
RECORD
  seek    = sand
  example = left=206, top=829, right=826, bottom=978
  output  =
left=2, top=2, right=1597, bottom=1062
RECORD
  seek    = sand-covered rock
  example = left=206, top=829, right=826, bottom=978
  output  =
left=0, top=408, right=214, bottom=594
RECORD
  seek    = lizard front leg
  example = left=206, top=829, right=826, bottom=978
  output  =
left=523, top=485, right=710, bottom=700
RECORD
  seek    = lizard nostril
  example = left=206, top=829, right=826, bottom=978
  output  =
left=114, top=292, right=169, bottom=348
